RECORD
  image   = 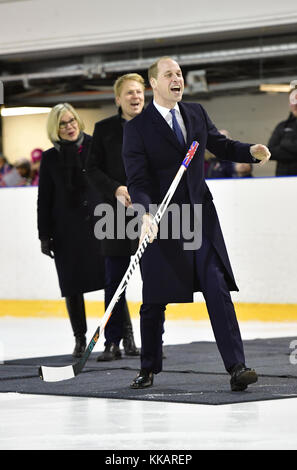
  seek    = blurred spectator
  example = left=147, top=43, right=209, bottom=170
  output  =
left=0, top=149, right=43, bottom=187
left=15, top=158, right=32, bottom=183
left=0, top=168, right=23, bottom=187
left=0, top=158, right=31, bottom=187
left=205, top=129, right=236, bottom=179
left=234, top=162, right=253, bottom=178
left=0, top=154, right=12, bottom=177
left=268, top=88, right=297, bottom=176
left=30, top=148, right=43, bottom=186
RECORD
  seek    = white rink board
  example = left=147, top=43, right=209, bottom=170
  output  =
left=0, top=176, right=296, bottom=303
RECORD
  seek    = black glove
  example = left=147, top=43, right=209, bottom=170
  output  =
left=40, top=238, right=54, bottom=259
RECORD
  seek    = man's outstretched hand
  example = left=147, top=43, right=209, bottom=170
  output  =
left=250, top=144, right=271, bottom=166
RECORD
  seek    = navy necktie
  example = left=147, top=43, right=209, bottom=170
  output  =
left=170, top=108, right=185, bottom=146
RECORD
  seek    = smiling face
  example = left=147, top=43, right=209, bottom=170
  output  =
left=150, top=58, right=184, bottom=109
left=115, top=79, right=145, bottom=121
left=290, top=103, right=297, bottom=117
left=289, top=89, right=297, bottom=117
left=289, top=101, right=297, bottom=117
left=58, top=110, right=80, bottom=141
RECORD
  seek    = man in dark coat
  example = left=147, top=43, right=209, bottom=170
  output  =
left=268, top=88, right=297, bottom=176
left=87, top=73, right=145, bottom=360
left=122, top=57, right=271, bottom=391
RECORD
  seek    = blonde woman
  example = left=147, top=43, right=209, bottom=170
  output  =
left=37, top=103, right=104, bottom=357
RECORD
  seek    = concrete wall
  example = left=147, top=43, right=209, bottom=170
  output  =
left=0, top=176, right=296, bottom=303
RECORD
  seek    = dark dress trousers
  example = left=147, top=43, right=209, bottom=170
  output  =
left=87, top=113, right=138, bottom=345
left=122, top=101, right=258, bottom=373
left=37, top=133, right=105, bottom=298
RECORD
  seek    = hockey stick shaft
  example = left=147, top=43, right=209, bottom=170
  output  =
left=39, top=141, right=199, bottom=382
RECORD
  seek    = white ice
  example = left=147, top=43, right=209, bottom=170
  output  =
left=1, top=316, right=297, bottom=450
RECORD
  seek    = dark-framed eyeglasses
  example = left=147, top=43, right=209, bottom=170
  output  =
left=59, top=117, right=77, bottom=129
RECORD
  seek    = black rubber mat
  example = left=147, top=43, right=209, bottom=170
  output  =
left=1, top=337, right=297, bottom=405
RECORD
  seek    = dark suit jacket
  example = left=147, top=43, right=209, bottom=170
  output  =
left=122, top=101, right=257, bottom=303
left=87, top=113, right=138, bottom=256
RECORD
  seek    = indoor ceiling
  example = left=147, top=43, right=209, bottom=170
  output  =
left=1, top=23, right=297, bottom=107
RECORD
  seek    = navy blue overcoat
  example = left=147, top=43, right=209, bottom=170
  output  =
left=122, top=101, right=256, bottom=303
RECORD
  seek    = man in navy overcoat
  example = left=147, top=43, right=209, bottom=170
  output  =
left=122, top=57, right=271, bottom=391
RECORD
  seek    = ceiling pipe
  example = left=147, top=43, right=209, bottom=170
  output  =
left=102, top=42, right=297, bottom=72
left=1, top=41, right=297, bottom=85
left=6, top=74, right=297, bottom=106
left=0, top=68, right=89, bottom=84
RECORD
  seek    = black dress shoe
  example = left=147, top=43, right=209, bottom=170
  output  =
left=130, top=369, right=154, bottom=389
left=230, top=363, right=258, bottom=391
left=72, top=336, right=86, bottom=358
left=96, top=343, right=122, bottom=362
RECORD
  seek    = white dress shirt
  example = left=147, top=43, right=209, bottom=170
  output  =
left=153, top=100, right=187, bottom=143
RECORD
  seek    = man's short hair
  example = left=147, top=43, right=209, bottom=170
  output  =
left=148, top=56, right=174, bottom=82
left=113, top=73, right=145, bottom=97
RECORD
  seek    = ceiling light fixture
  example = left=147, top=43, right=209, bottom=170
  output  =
left=259, top=84, right=291, bottom=93
left=1, top=106, right=51, bottom=117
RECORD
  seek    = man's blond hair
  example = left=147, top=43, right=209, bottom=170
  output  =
left=113, top=73, right=145, bottom=97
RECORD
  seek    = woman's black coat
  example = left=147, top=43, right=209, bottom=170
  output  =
left=37, top=133, right=105, bottom=297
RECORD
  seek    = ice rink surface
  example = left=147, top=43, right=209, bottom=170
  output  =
left=1, top=316, right=297, bottom=450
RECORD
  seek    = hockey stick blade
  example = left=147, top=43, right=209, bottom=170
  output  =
left=39, top=364, right=75, bottom=382
left=39, top=326, right=101, bottom=382
left=39, top=141, right=199, bottom=382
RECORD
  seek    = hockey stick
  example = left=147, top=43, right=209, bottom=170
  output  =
left=39, top=141, right=199, bottom=382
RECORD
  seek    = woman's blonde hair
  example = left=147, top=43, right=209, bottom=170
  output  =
left=47, top=103, right=85, bottom=143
